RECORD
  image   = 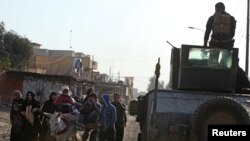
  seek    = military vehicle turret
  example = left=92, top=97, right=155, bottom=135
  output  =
left=129, top=45, right=250, bottom=141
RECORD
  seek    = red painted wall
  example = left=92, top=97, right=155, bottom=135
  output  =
left=0, top=72, right=24, bottom=105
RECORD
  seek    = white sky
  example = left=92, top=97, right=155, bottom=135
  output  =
left=0, top=0, right=247, bottom=92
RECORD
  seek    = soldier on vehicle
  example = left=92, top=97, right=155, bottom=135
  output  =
left=204, top=2, right=236, bottom=48
left=203, top=2, right=250, bottom=93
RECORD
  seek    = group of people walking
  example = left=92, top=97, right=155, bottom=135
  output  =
left=10, top=90, right=42, bottom=141
left=80, top=88, right=127, bottom=141
left=9, top=87, right=127, bottom=141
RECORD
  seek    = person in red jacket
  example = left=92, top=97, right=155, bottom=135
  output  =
left=54, top=86, right=76, bottom=113
left=54, top=86, right=79, bottom=127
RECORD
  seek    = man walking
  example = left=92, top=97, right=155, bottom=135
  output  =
left=112, top=94, right=127, bottom=141
left=81, top=93, right=101, bottom=141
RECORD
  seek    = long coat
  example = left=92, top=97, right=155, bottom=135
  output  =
left=20, top=99, right=41, bottom=141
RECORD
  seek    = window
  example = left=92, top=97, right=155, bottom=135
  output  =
left=188, top=48, right=232, bottom=68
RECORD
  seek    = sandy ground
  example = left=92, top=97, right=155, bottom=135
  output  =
left=0, top=105, right=11, bottom=141
left=0, top=105, right=139, bottom=141
left=123, top=115, right=140, bottom=141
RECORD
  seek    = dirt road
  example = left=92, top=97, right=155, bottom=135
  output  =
left=0, top=105, right=10, bottom=141
left=124, top=115, right=140, bottom=141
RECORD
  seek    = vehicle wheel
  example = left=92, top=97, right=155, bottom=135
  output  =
left=191, top=97, right=250, bottom=141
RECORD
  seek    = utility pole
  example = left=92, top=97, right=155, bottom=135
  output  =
left=69, top=30, right=72, bottom=49
left=109, top=66, right=112, bottom=82
left=118, top=71, right=120, bottom=81
left=112, top=59, right=114, bottom=82
left=153, top=58, right=160, bottom=120
left=246, top=0, right=250, bottom=76
left=91, top=55, right=94, bottom=81
left=154, top=58, right=160, bottom=91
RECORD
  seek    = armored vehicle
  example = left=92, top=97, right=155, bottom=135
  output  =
left=129, top=45, right=250, bottom=141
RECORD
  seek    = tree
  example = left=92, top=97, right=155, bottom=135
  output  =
left=0, top=22, right=5, bottom=49
left=0, top=22, right=4, bottom=39
left=147, top=76, right=165, bottom=92
left=0, top=58, right=10, bottom=70
left=0, top=22, right=33, bottom=71
left=0, top=22, right=10, bottom=70
left=4, top=31, right=33, bottom=70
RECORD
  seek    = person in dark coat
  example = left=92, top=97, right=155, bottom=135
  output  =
left=20, top=91, right=41, bottom=141
left=39, top=92, right=57, bottom=141
left=10, top=90, right=24, bottom=141
left=78, top=88, right=93, bottom=124
left=112, top=94, right=127, bottom=141
left=82, top=88, right=93, bottom=104
left=81, top=93, right=101, bottom=141
left=204, top=2, right=236, bottom=48
left=203, top=2, right=250, bottom=93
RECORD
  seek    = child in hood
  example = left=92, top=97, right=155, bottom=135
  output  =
left=99, top=93, right=116, bottom=141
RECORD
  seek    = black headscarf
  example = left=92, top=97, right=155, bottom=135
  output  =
left=49, top=92, right=57, bottom=101
left=25, top=91, right=36, bottom=103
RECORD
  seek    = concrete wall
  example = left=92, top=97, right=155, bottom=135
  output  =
left=23, top=79, right=77, bottom=103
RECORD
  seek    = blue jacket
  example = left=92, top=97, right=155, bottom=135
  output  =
left=100, top=94, right=116, bottom=129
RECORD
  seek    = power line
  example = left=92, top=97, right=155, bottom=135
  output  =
left=30, top=55, right=68, bottom=65
left=234, top=0, right=242, bottom=15
left=236, top=22, right=245, bottom=40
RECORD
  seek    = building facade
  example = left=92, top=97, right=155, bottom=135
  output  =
left=26, top=47, right=134, bottom=104
left=28, top=48, right=98, bottom=81
left=0, top=71, right=85, bottom=104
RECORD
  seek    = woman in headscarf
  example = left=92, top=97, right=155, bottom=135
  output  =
left=40, top=92, right=57, bottom=141
left=10, top=90, right=24, bottom=141
left=20, top=91, right=41, bottom=141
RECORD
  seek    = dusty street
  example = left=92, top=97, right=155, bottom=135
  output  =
left=0, top=105, right=10, bottom=141
left=0, top=105, right=139, bottom=141
left=124, top=114, right=140, bottom=141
